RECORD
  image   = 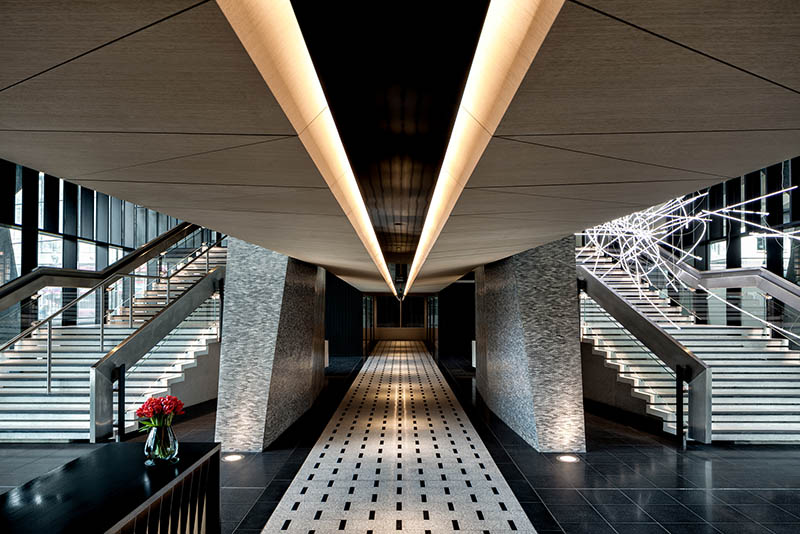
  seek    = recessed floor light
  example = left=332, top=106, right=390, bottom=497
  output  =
left=223, top=454, right=244, bottom=462
left=557, top=454, right=579, bottom=463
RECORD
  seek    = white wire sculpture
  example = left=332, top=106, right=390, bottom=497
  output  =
left=578, top=185, right=800, bottom=334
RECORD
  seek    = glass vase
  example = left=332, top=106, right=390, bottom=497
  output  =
left=144, top=425, right=179, bottom=466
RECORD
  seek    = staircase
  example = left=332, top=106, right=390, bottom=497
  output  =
left=0, top=246, right=226, bottom=441
left=578, top=247, right=800, bottom=443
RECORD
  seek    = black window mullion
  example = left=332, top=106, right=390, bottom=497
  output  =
left=766, top=163, right=783, bottom=275
left=79, top=187, right=94, bottom=240
left=725, top=177, right=742, bottom=269
left=95, top=192, right=109, bottom=243
left=0, top=160, right=15, bottom=225
left=20, top=167, right=38, bottom=275
left=42, top=174, right=60, bottom=233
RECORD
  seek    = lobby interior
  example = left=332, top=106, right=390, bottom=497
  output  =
left=1, top=1, right=800, bottom=534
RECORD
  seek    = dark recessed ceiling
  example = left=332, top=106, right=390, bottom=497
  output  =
left=291, top=1, right=489, bottom=265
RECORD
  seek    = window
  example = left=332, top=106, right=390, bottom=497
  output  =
left=37, top=287, right=62, bottom=323
left=709, top=240, right=726, bottom=270
left=37, top=233, right=62, bottom=268
left=741, top=235, right=766, bottom=268
left=77, top=240, right=96, bottom=271
left=14, top=167, right=22, bottom=225
left=37, top=172, right=44, bottom=229
left=76, top=287, right=96, bottom=324
left=108, top=246, right=122, bottom=265
left=58, top=179, right=64, bottom=234
left=0, top=226, right=22, bottom=284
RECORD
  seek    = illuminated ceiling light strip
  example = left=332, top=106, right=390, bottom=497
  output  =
left=403, top=0, right=565, bottom=296
left=216, top=0, right=396, bottom=295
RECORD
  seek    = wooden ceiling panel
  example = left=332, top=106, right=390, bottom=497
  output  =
left=496, top=1, right=800, bottom=136
left=0, top=1, right=200, bottom=89
left=0, top=2, right=292, bottom=134
left=583, top=0, right=800, bottom=91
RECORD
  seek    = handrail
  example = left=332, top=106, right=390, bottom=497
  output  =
left=89, top=266, right=226, bottom=442
left=0, top=222, right=200, bottom=311
left=88, top=233, right=227, bottom=441
left=577, top=264, right=712, bottom=444
left=0, top=226, right=213, bottom=354
left=659, top=246, right=800, bottom=312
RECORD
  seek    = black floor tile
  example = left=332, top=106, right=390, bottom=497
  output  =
left=711, top=522, right=772, bottom=534
left=221, top=487, right=264, bottom=505
left=547, top=504, right=606, bottom=523
left=761, top=524, right=800, bottom=534
left=659, top=524, right=719, bottom=534
left=710, top=490, right=766, bottom=505
left=579, top=488, right=635, bottom=505
left=611, top=524, right=669, bottom=534
left=594, top=504, right=653, bottom=523
left=237, top=496, right=279, bottom=529
left=496, top=461, right=526, bottom=480
left=624, top=489, right=678, bottom=506
left=538, top=489, right=588, bottom=505
left=221, top=502, right=252, bottom=523
left=639, top=505, right=705, bottom=524
left=664, top=490, right=720, bottom=506
left=561, top=522, right=617, bottom=533
left=730, top=503, right=800, bottom=523
left=506, top=478, right=540, bottom=502
left=685, top=504, right=751, bottom=523
left=520, top=502, right=562, bottom=531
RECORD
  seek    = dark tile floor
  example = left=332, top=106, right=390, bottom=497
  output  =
left=3, top=353, right=800, bottom=534
left=440, top=354, right=800, bottom=534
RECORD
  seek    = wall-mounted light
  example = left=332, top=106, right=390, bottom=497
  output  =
left=556, top=454, right=579, bottom=463
left=403, top=0, right=565, bottom=296
left=216, top=0, right=396, bottom=296
left=222, top=453, right=244, bottom=462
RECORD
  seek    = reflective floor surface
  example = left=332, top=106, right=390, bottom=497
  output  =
left=3, top=350, right=800, bottom=533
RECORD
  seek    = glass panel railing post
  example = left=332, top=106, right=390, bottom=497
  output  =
left=128, top=284, right=134, bottom=329
left=166, top=276, right=171, bottom=305
left=205, top=245, right=210, bottom=274
left=46, top=321, right=52, bottom=394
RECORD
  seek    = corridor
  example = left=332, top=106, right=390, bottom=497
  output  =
left=263, top=340, right=535, bottom=533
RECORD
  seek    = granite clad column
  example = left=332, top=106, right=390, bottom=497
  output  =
left=475, top=236, right=586, bottom=452
left=215, top=238, right=326, bottom=451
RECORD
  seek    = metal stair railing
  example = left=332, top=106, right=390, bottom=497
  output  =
left=89, top=234, right=227, bottom=442
left=0, top=228, right=219, bottom=393
left=0, top=222, right=201, bottom=312
left=660, top=246, right=800, bottom=312
left=578, top=264, right=712, bottom=446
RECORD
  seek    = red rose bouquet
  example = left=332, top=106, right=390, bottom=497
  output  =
left=136, top=395, right=184, bottom=465
left=136, top=395, right=185, bottom=429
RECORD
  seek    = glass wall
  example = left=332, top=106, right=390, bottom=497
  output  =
left=0, top=159, right=183, bottom=287
left=0, top=226, right=21, bottom=285
left=677, top=158, right=800, bottom=280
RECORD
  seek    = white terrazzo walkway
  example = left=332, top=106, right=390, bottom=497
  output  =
left=262, top=340, right=536, bottom=533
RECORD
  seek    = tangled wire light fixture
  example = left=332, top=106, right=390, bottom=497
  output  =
left=579, top=186, right=799, bottom=329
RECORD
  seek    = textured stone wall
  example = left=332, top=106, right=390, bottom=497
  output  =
left=215, top=238, right=326, bottom=451
left=476, top=236, right=586, bottom=452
